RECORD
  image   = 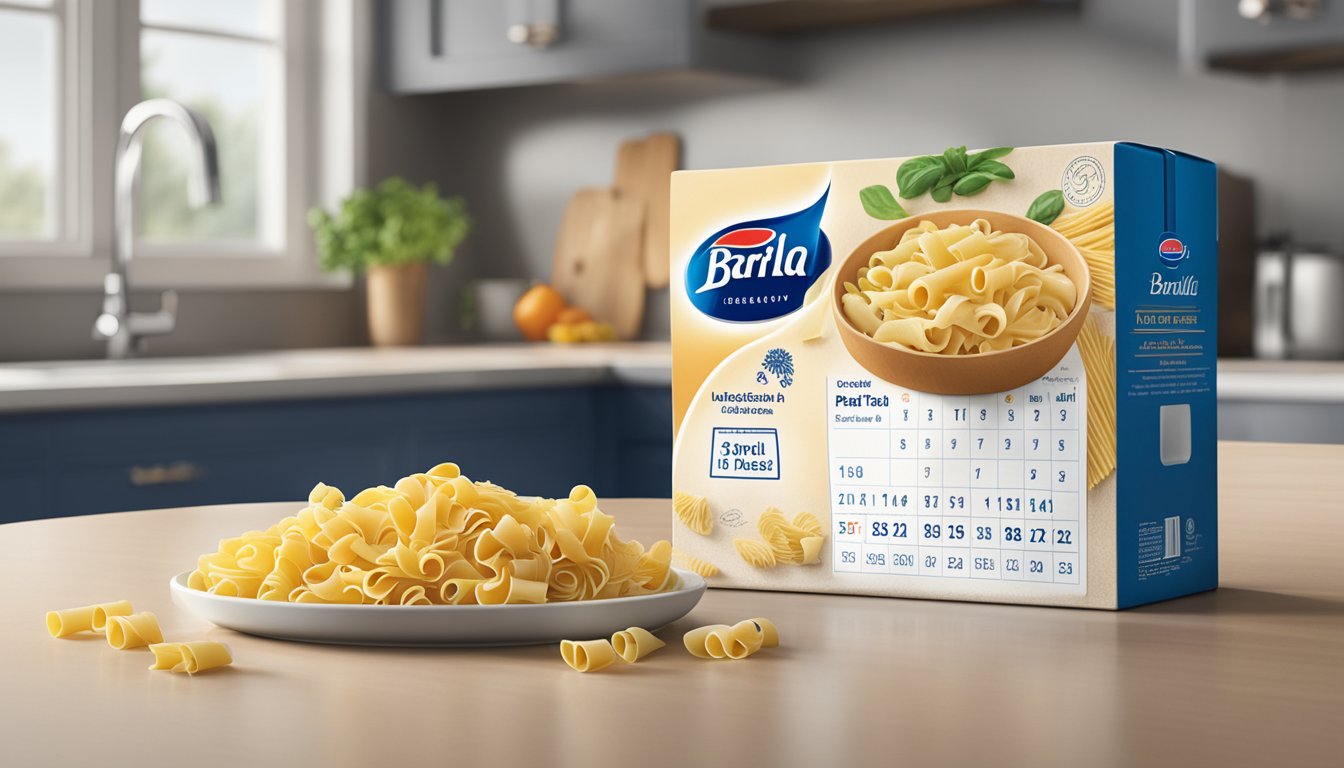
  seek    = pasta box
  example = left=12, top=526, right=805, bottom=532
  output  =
left=669, top=142, right=1218, bottom=609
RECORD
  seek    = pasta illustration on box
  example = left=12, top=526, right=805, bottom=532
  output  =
left=670, top=142, right=1218, bottom=609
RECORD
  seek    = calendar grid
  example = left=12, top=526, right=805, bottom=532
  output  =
left=828, top=365, right=1086, bottom=593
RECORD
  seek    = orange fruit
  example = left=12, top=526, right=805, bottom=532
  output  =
left=514, top=283, right=568, bottom=341
left=555, top=307, right=593, bottom=325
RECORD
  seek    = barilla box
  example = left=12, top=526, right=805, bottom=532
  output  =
left=670, top=142, right=1218, bottom=609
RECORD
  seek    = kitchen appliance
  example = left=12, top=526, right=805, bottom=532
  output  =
left=1254, top=243, right=1344, bottom=359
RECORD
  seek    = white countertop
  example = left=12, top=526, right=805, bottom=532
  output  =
left=0, top=343, right=671, bottom=413
left=1217, top=358, right=1344, bottom=404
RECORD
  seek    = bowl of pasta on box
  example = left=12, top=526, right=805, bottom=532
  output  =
left=832, top=209, right=1092, bottom=395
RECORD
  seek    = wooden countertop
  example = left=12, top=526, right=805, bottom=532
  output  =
left=1, top=441, right=1341, bottom=768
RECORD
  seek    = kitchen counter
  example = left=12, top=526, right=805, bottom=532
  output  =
left=0, top=343, right=671, bottom=413
left=1218, top=358, right=1344, bottom=403
left=1, top=441, right=1340, bottom=768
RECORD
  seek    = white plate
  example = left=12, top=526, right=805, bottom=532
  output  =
left=170, top=568, right=707, bottom=647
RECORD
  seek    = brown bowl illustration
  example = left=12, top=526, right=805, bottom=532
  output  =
left=831, top=209, right=1092, bottom=395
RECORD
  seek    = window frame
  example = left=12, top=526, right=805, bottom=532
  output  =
left=0, top=0, right=364, bottom=290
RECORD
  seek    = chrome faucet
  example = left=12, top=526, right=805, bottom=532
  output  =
left=94, top=99, right=220, bottom=359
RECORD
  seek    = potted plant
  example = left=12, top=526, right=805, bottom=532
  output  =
left=309, top=177, right=471, bottom=347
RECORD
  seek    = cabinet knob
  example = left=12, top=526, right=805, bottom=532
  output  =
left=129, top=462, right=203, bottom=486
left=507, top=22, right=559, bottom=49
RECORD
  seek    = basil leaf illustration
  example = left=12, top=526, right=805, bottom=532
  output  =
left=943, top=146, right=967, bottom=175
left=953, top=172, right=994, bottom=197
left=1026, top=189, right=1066, bottom=225
left=974, top=160, right=1015, bottom=180
left=931, top=176, right=956, bottom=203
left=968, top=147, right=1013, bottom=167
left=859, top=184, right=909, bottom=220
left=897, top=156, right=945, bottom=199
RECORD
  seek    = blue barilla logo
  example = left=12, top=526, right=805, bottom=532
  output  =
left=1158, top=233, right=1189, bottom=269
left=685, top=188, right=831, bottom=322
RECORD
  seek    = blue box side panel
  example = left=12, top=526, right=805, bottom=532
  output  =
left=1113, top=143, right=1220, bottom=608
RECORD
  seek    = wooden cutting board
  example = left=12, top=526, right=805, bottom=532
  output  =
left=613, top=132, right=679, bottom=290
left=551, top=187, right=646, bottom=341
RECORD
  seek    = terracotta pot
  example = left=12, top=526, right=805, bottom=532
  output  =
left=365, top=262, right=428, bottom=347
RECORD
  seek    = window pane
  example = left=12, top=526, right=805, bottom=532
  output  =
left=0, top=9, right=56, bottom=239
left=139, top=29, right=280, bottom=245
left=140, top=0, right=279, bottom=40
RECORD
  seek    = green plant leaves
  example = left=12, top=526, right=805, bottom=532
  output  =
left=896, top=156, right=945, bottom=199
left=859, top=185, right=909, bottom=220
left=308, top=177, right=472, bottom=273
left=1025, top=189, right=1066, bottom=225
left=952, top=172, right=994, bottom=197
left=887, top=146, right=1016, bottom=210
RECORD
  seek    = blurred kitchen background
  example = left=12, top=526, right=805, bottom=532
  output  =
left=2, top=0, right=1344, bottom=521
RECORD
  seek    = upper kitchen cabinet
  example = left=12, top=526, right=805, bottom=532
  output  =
left=381, top=0, right=783, bottom=94
left=704, top=0, right=1078, bottom=34
left=1183, top=0, right=1344, bottom=73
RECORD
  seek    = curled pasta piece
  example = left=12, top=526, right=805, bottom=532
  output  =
left=672, top=491, right=712, bottom=535
left=105, top=612, right=163, bottom=650
left=682, top=624, right=731, bottom=659
left=750, top=617, right=780, bottom=648
left=46, top=600, right=132, bottom=638
left=684, top=619, right=773, bottom=660
left=672, top=549, right=719, bottom=578
left=148, top=641, right=233, bottom=674
left=611, top=627, right=666, bottom=663
left=734, top=539, right=777, bottom=568
left=560, top=639, right=618, bottom=672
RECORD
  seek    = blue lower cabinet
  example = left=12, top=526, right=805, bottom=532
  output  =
left=0, top=385, right=672, bottom=523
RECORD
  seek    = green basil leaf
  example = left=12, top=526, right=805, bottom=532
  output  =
left=968, top=147, right=1013, bottom=167
left=859, top=185, right=908, bottom=220
left=974, top=160, right=1015, bottom=180
left=931, top=175, right=956, bottom=203
left=897, top=156, right=945, bottom=198
left=943, top=146, right=967, bottom=175
left=952, top=172, right=994, bottom=197
left=1025, top=189, right=1066, bottom=225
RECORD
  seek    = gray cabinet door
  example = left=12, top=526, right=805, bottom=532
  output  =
left=384, top=0, right=694, bottom=93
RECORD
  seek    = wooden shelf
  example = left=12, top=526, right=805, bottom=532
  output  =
left=705, top=0, right=1076, bottom=35
left=1208, top=43, right=1344, bottom=73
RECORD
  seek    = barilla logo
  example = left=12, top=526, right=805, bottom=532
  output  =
left=1151, top=231, right=1198, bottom=296
left=1158, top=233, right=1189, bottom=269
left=686, top=188, right=831, bottom=322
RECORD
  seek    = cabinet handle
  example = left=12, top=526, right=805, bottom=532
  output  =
left=507, top=21, right=559, bottom=48
left=129, top=462, right=203, bottom=486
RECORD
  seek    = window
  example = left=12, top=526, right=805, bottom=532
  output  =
left=0, top=0, right=364, bottom=288
left=0, top=0, right=73, bottom=247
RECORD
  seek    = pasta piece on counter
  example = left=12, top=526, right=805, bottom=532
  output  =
left=1078, top=313, right=1118, bottom=488
left=560, top=639, right=619, bottom=673
left=683, top=618, right=779, bottom=660
left=105, top=612, right=163, bottom=650
left=148, top=642, right=233, bottom=674
left=46, top=600, right=132, bottom=638
left=682, top=624, right=732, bottom=659
left=672, top=549, right=719, bottom=579
left=611, top=627, right=665, bottom=664
left=749, top=617, right=780, bottom=648
left=734, top=539, right=777, bottom=569
left=673, top=491, right=712, bottom=535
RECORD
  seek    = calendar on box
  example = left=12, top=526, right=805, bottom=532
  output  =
left=826, top=352, right=1085, bottom=593
left=670, top=141, right=1219, bottom=609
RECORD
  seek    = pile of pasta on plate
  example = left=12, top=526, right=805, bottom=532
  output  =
left=188, top=463, right=672, bottom=606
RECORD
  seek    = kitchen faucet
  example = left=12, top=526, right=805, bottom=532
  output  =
left=93, top=99, right=220, bottom=359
